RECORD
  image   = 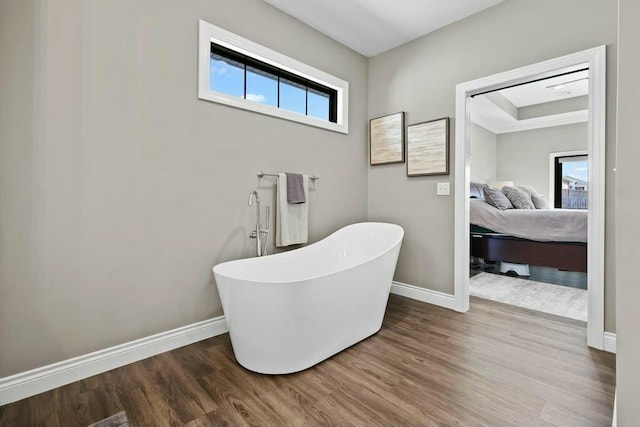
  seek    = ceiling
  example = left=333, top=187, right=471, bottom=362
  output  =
left=472, top=68, right=590, bottom=134
left=500, top=70, right=589, bottom=107
left=263, top=0, right=504, bottom=57
left=261, top=0, right=587, bottom=133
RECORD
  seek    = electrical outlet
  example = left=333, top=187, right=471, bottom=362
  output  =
left=437, top=182, right=450, bottom=196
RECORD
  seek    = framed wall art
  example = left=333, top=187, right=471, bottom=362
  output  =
left=369, top=112, right=405, bottom=165
left=406, top=117, right=450, bottom=176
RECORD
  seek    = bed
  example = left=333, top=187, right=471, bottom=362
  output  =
left=469, top=183, right=588, bottom=272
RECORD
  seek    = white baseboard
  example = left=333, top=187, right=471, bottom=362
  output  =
left=604, top=332, right=616, bottom=354
left=391, top=281, right=456, bottom=310
left=612, top=388, right=617, bottom=427
left=0, top=316, right=228, bottom=406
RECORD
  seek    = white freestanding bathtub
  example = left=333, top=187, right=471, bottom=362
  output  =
left=212, top=222, right=403, bottom=374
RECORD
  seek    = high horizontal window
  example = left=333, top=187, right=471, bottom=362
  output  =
left=198, top=20, right=349, bottom=134
left=210, top=44, right=337, bottom=123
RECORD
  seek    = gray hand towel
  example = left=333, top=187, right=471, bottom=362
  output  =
left=285, top=173, right=306, bottom=204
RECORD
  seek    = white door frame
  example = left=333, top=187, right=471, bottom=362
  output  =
left=454, top=46, right=607, bottom=349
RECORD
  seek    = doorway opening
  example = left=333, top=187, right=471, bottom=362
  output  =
left=454, top=46, right=606, bottom=349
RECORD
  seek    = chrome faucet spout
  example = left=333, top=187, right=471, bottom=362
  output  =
left=248, top=190, right=265, bottom=256
left=248, top=190, right=259, bottom=207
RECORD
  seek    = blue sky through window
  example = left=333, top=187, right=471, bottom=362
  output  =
left=246, top=66, right=277, bottom=107
left=279, top=79, right=306, bottom=115
left=308, top=89, right=330, bottom=121
left=211, top=55, right=332, bottom=121
left=563, top=160, right=588, bottom=182
left=210, top=56, right=244, bottom=97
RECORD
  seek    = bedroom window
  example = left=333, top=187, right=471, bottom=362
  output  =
left=553, top=154, right=588, bottom=209
left=198, top=20, right=349, bottom=134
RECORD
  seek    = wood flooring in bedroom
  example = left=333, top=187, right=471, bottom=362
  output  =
left=0, top=295, right=616, bottom=427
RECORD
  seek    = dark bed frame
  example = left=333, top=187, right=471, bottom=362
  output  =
left=468, top=182, right=587, bottom=273
left=470, top=232, right=587, bottom=273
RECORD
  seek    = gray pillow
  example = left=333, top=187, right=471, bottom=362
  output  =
left=470, top=182, right=488, bottom=200
left=483, top=187, right=514, bottom=210
left=531, top=194, right=549, bottom=209
left=502, top=186, right=535, bottom=209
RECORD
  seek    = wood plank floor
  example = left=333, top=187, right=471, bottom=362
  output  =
left=0, top=295, right=616, bottom=426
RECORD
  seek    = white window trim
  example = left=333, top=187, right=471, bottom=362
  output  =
left=198, top=20, right=349, bottom=134
left=548, top=149, right=589, bottom=208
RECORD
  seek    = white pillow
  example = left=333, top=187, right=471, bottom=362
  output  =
left=517, top=185, right=537, bottom=197
left=531, top=194, right=549, bottom=209
left=517, top=185, right=549, bottom=209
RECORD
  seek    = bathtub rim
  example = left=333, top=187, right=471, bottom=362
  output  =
left=213, top=222, right=404, bottom=285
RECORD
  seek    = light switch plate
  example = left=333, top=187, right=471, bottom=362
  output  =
left=437, top=182, right=450, bottom=196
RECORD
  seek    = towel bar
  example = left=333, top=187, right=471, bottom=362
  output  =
left=257, top=171, right=319, bottom=181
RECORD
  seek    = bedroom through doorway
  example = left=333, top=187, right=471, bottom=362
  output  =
left=467, top=68, right=589, bottom=321
left=454, top=46, right=607, bottom=349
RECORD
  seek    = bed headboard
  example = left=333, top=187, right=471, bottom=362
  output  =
left=470, top=182, right=488, bottom=200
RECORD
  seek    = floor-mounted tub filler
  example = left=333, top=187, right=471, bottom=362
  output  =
left=213, top=222, right=404, bottom=374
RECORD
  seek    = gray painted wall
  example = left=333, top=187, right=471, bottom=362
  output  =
left=368, top=0, right=617, bottom=332
left=470, top=124, right=497, bottom=185
left=496, top=123, right=588, bottom=201
left=0, top=0, right=368, bottom=377
left=615, top=0, right=639, bottom=422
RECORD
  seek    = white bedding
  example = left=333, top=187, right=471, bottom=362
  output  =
left=470, top=199, right=588, bottom=243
